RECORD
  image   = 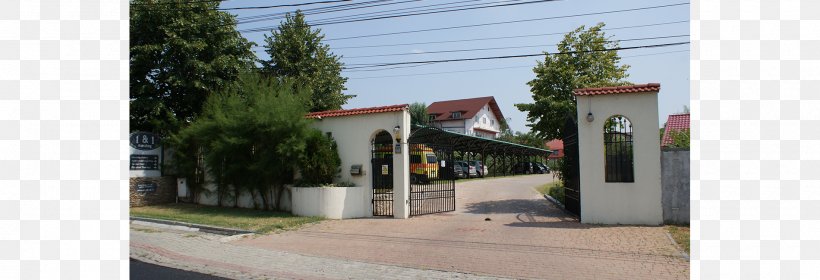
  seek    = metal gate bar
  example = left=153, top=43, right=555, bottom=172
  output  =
left=372, top=142, right=393, bottom=216
left=409, top=143, right=455, bottom=216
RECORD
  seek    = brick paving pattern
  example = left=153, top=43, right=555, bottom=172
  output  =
left=132, top=174, right=689, bottom=279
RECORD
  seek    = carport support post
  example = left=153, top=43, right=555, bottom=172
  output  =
left=393, top=110, right=411, bottom=219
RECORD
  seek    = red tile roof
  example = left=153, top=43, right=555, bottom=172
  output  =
left=661, top=113, right=690, bottom=147
left=545, top=139, right=564, bottom=159
left=305, top=104, right=408, bottom=119
left=574, top=83, right=661, bottom=96
left=426, top=96, right=504, bottom=122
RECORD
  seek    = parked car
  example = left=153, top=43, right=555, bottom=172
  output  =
left=511, top=162, right=535, bottom=174
left=455, top=161, right=478, bottom=178
left=439, top=160, right=464, bottom=180
left=531, top=163, right=547, bottom=174
left=534, top=162, right=550, bottom=174
left=467, top=160, right=488, bottom=178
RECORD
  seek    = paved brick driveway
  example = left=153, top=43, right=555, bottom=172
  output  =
left=235, top=174, right=689, bottom=279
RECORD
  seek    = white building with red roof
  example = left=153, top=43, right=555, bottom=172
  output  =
left=426, top=96, right=505, bottom=139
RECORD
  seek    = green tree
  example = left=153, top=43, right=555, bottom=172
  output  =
left=261, top=11, right=352, bottom=112
left=511, top=131, right=546, bottom=148
left=298, top=131, right=342, bottom=186
left=515, top=23, right=630, bottom=140
left=171, top=73, right=340, bottom=210
left=130, top=0, right=255, bottom=135
left=666, top=129, right=690, bottom=148
left=409, top=102, right=429, bottom=126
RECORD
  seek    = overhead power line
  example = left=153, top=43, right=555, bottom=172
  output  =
left=238, top=0, right=562, bottom=32
left=341, top=35, right=690, bottom=59
left=343, top=41, right=690, bottom=70
left=329, top=20, right=688, bottom=49
left=345, top=49, right=690, bottom=79
left=239, top=0, right=511, bottom=26
left=320, top=2, right=689, bottom=40
left=249, top=20, right=688, bottom=50
left=237, top=0, right=412, bottom=24
left=132, top=0, right=353, bottom=11
left=130, top=0, right=228, bottom=5
left=308, top=0, right=540, bottom=26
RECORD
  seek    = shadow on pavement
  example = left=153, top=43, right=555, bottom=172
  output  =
left=464, top=199, right=592, bottom=229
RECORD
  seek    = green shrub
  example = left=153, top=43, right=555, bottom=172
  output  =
left=548, top=183, right=565, bottom=204
left=297, top=131, right=341, bottom=186
left=171, top=73, right=342, bottom=210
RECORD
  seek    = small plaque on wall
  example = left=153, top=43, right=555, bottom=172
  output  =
left=130, top=154, right=159, bottom=170
left=136, top=182, right=157, bottom=193
left=394, top=143, right=401, bottom=154
left=382, top=165, right=389, bottom=175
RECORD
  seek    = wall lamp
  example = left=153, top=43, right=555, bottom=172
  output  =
left=393, top=125, right=401, bottom=142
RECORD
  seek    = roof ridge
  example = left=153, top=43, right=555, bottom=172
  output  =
left=428, top=96, right=494, bottom=104
left=305, top=104, right=408, bottom=119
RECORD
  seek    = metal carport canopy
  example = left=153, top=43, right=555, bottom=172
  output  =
left=408, top=125, right=553, bottom=156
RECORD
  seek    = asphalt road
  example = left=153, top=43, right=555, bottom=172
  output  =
left=130, top=259, right=229, bottom=280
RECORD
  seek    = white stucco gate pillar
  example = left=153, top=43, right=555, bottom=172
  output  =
left=574, top=83, right=663, bottom=225
left=392, top=108, right=411, bottom=219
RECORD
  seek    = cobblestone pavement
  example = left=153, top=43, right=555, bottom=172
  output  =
left=131, top=174, right=689, bottom=279
left=131, top=225, right=509, bottom=280
left=236, top=175, right=689, bottom=280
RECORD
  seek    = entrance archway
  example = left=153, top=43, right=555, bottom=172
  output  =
left=371, top=130, right=394, bottom=216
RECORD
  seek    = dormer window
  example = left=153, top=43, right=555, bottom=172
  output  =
left=451, top=111, right=461, bottom=119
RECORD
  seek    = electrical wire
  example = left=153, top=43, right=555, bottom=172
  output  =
left=345, top=49, right=689, bottom=79
left=329, top=20, right=689, bottom=49
left=308, top=0, right=531, bottom=25
left=132, top=0, right=353, bottom=11
left=341, top=34, right=689, bottom=59
left=238, top=0, right=564, bottom=32
left=342, top=41, right=690, bottom=70
left=318, top=2, right=689, bottom=40
left=237, top=0, right=409, bottom=24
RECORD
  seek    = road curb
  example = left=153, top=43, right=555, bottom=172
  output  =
left=543, top=194, right=580, bottom=218
left=664, top=230, right=690, bottom=261
left=130, top=217, right=255, bottom=236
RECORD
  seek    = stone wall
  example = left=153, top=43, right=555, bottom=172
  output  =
left=130, top=176, right=177, bottom=207
left=661, top=148, right=690, bottom=225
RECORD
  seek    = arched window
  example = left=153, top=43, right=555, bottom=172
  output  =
left=604, top=115, right=634, bottom=182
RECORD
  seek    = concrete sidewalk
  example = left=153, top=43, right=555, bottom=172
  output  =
left=131, top=223, right=508, bottom=280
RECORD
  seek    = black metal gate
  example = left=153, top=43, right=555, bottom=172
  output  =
left=562, top=116, right=581, bottom=216
left=409, top=143, right=456, bottom=216
left=372, top=141, right=394, bottom=216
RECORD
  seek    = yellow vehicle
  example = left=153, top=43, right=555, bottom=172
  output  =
left=410, top=145, right=438, bottom=183
left=374, top=144, right=439, bottom=183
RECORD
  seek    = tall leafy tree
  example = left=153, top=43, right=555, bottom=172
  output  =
left=261, top=11, right=352, bottom=112
left=409, top=102, right=429, bottom=126
left=130, top=0, right=255, bottom=135
left=515, top=23, right=630, bottom=140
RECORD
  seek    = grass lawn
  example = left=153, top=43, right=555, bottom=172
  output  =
left=534, top=181, right=564, bottom=204
left=666, top=225, right=690, bottom=254
left=130, top=203, right=323, bottom=234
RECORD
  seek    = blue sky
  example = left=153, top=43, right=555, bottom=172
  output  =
left=225, top=0, right=690, bottom=133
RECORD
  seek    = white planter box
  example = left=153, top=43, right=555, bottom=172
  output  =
left=289, top=186, right=369, bottom=219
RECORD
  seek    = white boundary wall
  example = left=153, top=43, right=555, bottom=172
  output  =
left=310, top=109, right=411, bottom=219
left=576, top=91, right=663, bottom=225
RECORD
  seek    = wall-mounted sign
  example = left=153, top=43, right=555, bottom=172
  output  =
left=130, top=155, right=160, bottom=170
left=136, top=182, right=157, bottom=193
left=129, top=132, right=161, bottom=150
left=381, top=165, right=389, bottom=175
left=394, top=143, right=401, bottom=154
